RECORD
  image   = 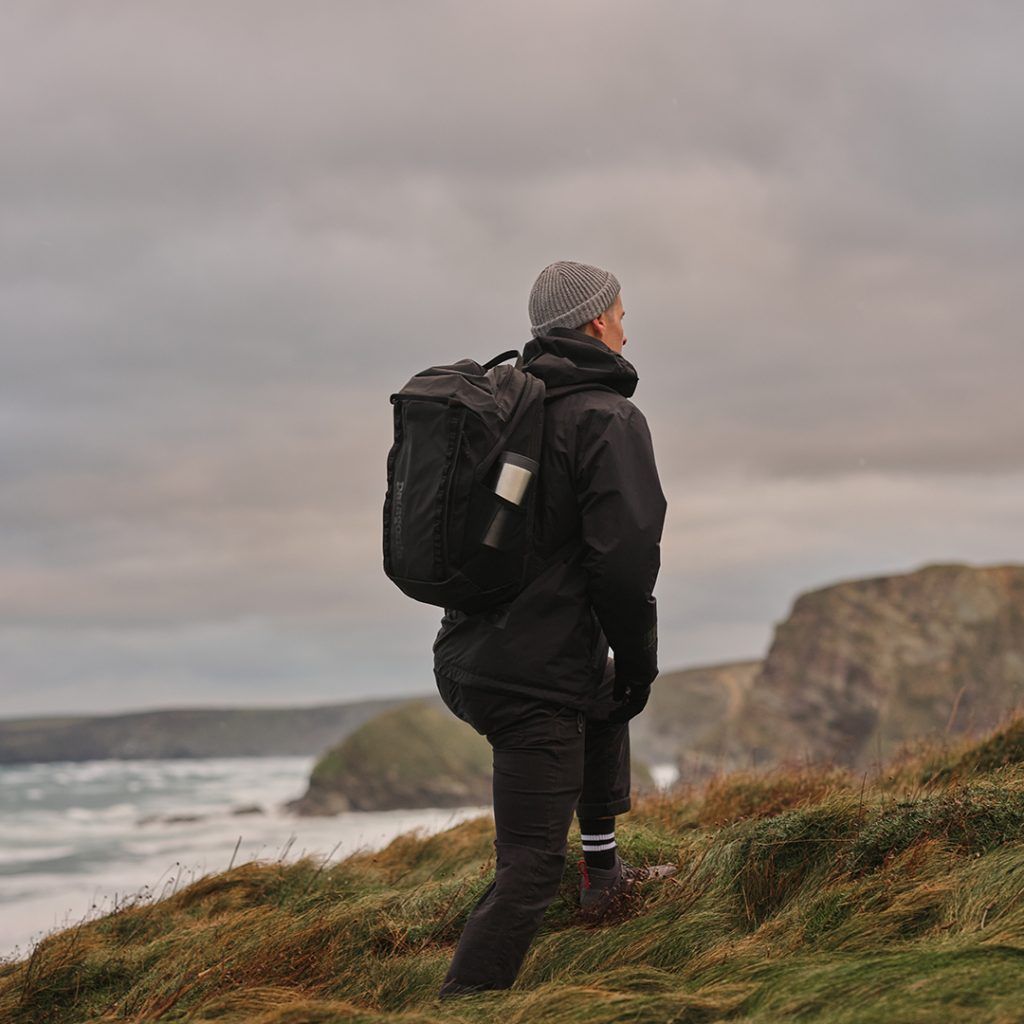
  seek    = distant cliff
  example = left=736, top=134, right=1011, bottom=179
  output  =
left=290, top=699, right=660, bottom=814
left=0, top=699, right=402, bottom=764
left=288, top=700, right=493, bottom=814
left=630, top=659, right=762, bottom=767
left=726, top=562, right=1024, bottom=769
left=9, top=562, right=1020, bottom=776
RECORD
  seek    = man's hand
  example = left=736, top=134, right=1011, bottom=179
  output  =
left=607, top=679, right=651, bottom=723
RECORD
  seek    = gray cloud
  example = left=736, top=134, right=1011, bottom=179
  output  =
left=2, top=1, right=1022, bottom=713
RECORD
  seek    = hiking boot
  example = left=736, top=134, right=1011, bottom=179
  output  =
left=577, top=853, right=678, bottom=922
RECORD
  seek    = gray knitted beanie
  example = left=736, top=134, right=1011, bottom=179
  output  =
left=528, top=261, right=620, bottom=338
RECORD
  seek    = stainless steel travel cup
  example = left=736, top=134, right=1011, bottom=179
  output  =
left=482, top=452, right=538, bottom=549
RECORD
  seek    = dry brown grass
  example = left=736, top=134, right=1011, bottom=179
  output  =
left=5, top=717, right=1024, bottom=1022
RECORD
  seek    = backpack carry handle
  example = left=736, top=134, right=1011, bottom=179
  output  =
left=482, top=350, right=520, bottom=370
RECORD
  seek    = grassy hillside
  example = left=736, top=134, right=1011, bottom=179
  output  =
left=292, top=699, right=659, bottom=813
left=291, top=700, right=494, bottom=813
left=6, top=716, right=1024, bottom=1022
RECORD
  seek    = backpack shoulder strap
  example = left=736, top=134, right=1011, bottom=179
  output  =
left=518, top=380, right=619, bottom=584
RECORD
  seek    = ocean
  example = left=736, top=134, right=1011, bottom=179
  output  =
left=0, top=757, right=488, bottom=960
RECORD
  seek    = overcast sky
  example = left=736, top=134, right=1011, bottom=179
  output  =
left=2, top=1, right=1022, bottom=716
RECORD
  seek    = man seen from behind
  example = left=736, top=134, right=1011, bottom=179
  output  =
left=433, top=260, right=676, bottom=997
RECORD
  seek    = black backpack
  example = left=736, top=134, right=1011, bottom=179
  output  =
left=383, top=350, right=605, bottom=615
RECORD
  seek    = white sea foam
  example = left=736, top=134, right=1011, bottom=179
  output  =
left=0, top=846, right=79, bottom=867
left=1, top=754, right=679, bottom=960
left=651, top=763, right=680, bottom=789
left=0, top=756, right=489, bottom=960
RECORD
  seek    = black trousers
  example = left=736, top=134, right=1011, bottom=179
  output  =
left=434, top=658, right=630, bottom=993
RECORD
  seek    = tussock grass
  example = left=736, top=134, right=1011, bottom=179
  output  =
left=6, top=719, right=1024, bottom=1022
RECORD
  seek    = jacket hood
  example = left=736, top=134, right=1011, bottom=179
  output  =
left=521, top=328, right=638, bottom=398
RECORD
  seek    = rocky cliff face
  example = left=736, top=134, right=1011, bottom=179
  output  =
left=630, top=659, right=762, bottom=767
left=726, top=563, right=1024, bottom=769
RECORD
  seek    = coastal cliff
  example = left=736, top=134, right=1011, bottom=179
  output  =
left=725, top=562, right=1024, bottom=769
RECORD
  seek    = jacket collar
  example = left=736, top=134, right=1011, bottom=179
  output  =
left=521, top=327, right=638, bottom=398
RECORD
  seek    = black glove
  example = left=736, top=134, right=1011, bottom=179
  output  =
left=607, top=680, right=651, bottom=723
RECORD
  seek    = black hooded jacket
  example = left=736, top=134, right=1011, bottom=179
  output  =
left=432, top=328, right=667, bottom=710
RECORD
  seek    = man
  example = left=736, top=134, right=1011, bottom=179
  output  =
left=433, top=260, right=675, bottom=997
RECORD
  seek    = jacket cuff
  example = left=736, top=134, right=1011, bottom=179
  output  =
left=611, top=627, right=658, bottom=686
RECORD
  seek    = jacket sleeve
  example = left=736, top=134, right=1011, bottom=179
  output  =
left=574, top=401, right=667, bottom=687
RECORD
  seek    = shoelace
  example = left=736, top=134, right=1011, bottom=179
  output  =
left=577, top=857, right=591, bottom=890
